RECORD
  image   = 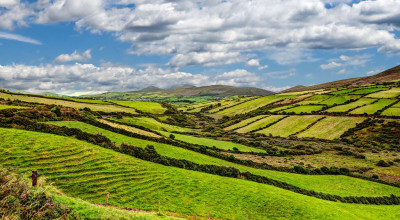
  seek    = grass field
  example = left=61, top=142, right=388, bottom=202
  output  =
left=216, top=95, right=292, bottom=116
left=296, top=95, right=331, bottom=105
left=0, top=104, right=27, bottom=110
left=350, top=99, right=397, bottom=115
left=110, top=116, right=194, bottom=133
left=256, top=115, right=324, bottom=137
left=366, top=88, right=400, bottom=98
left=111, top=101, right=166, bottom=114
left=319, top=95, right=361, bottom=106
left=381, top=107, right=400, bottom=117
left=20, top=123, right=400, bottom=199
left=349, top=87, right=388, bottom=95
left=158, top=131, right=265, bottom=153
left=0, top=92, right=137, bottom=114
left=97, top=119, right=162, bottom=138
left=235, top=115, right=286, bottom=133
left=269, top=105, right=295, bottom=112
left=329, top=89, right=355, bottom=95
left=297, top=117, right=366, bottom=140
left=281, top=105, right=325, bottom=114
left=224, top=115, right=267, bottom=131
left=2, top=128, right=400, bottom=220
left=324, top=98, right=376, bottom=113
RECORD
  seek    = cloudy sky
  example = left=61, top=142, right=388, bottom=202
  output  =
left=0, top=0, right=400, bottom=95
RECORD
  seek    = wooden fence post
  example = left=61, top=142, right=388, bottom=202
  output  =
left=208, top=211, right=211, bottom=220
left=158, top=200, right=161, bottom=214
left=105, top=192, right=110, bottom=205
left=32, top=170, right=37, bottom=187
left=246, top=214, right=249, bottom=220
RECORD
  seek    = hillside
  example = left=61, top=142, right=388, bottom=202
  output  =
left=282, top=64, right=400, bottom=93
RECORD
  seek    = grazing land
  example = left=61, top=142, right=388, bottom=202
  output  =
left=235, top=115, right=286, bottom=133
left=111, top=100, right=167, bottom=114
left=350, top=99, right=397, bottom=115
left=324, top=98, right=376, bottom=113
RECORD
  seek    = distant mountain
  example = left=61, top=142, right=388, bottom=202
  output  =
left=282, top=64, right=400, bottom=93
left=40, top=92, right=68, bottom=97
left=164, top=85, right=274, bottom=96
left=133, top=86, right=163, bottom=93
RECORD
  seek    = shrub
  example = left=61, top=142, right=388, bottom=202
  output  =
left=376, top=160, right=391, bottom=167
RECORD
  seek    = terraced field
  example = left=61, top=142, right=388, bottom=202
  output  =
left=224, top=115, right=267, bottom=131
left=110, top=116, right=194, bottom=133
left=381, top=107, right=400, bottom=117
left=0, top=92, right=137, bottom=114
left=324, top=98, right=376, bottom=113
left=256, top=115, right=324, bottom=137
left=297, top=117, right=366, bottom=140
left=329, top=88, right=355, bottom=95
left=216, top=95, right=292, bottom=116
left=366, top=87, right=400, bottom=98
left=349, top=87, right=388, bottom=95
left=97, top=119, right=162, bottom=138
left=235, top=115, right=286, bottom=133
left=269, top=105, right=295, bottom=112
left=111, top=101, right=167, bottom=114
left=296, top=94, right=331, bottom=105
left=2, top=128, right=400, bottom=216
left=350, top=99, right=397, bottom=115
left=22, top=122, right=400, bottom=198
left=281, top=105, right=325, bottom=114
left=319, top=95, right=361, bottom=106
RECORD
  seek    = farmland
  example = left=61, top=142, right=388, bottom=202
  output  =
left=324, top=98, right=376, bottom=113
left=223, top=115, right=267, bottom=130
left=110, top=116, right=194, bottom=133
left=366, top=87, right=400, bottom=98
left=350, top=99, right=397, bottom=115
left=256, top=115, right=324, bottom=137
left=280, top=105, right=324, bottom=114
left=235, top=115, right=286, bottom=133
left=111, top=100, right=167, bottom=114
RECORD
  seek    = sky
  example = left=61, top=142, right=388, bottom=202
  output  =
left=0, top=0, right=400, bottom=96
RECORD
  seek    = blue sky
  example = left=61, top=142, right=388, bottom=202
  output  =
left=0, top=0, right=399, bottom=95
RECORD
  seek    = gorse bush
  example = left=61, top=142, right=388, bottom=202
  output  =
left=0, top=167, right=78, bottom=220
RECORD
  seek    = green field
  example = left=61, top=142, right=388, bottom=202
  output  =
left=319, top=95, right=361, bottom=106
left=349, top=87, right=388, bottom=95
left=111, top=101, right=166, bottom=114
left=297, top=117, right=366, bottom=140
left=0, top=92, right=137, bottom=114
left=366, top=88, right=400, bottom=98
left=324, top=98, right=376, bottom=113
left=97, top=119, right=162, bottom=138
left=224, top=115, right=267, bottom=131
left=256, top=115, right=324, bottom=137
left=381, top=107, right=400, bottom=117
left=392, top=102, right=400, bottom=108
left=281, top=105, right=325, bottom=114
left=269, top=105, right=295, bottom=112
left=235, top=115, right=286, bottom=133
left=29, top=122, right=400, bottom=198
left=350, top=99, right=397, bottom=115
left=329, top=88, right=355, bottom=95
left=217, top=95, right=292, bottom=116
left=158, top=131, right=265, bottom=153
left=2, top=128, right=400, bottom=220
left=110, top=116, right=194, bottom=133
left=296, top=94, right=331, bottom=105
left=0, top=104, right=27, bottom=110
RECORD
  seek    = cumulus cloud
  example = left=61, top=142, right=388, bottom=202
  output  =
left=0, top=63, right=262, bottom=94
left=265, top=68, right=297, bottom=80
left=320, top=54, right=371, bottom=71
left=0, top=32, right=41, bottom=45
left=320, top=62, right=342, bottom=70
left=246, top=59, right=260, bottom=67
left=54, top=49, right=92, bottom=63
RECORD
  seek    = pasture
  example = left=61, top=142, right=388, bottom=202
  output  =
left=235, top=115, right=286, bottom=133
left=111, top=101, right=167, bottom=114
left=223, top=115, right=267, bottom=130
left=324, top=98, right=376, bottom=113
left=350, top=99, right=397, bottom=115
left=110, top=116, right=194, bottom=133
left=366, top=88, right=400, bottom=98
left=280, top=105, right=324, bottom=114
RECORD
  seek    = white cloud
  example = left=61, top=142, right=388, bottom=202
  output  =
left=258, top=65, right=269, bottom=71
left=54, top=49, right=92, bottom=63
left=265, top=68, right=297, bottom=80
left=246, top=59, right=260, bottom=67
left=0, top=63, right=263, bottom=94
left=320, top=61, right=342, bottom=70
left=0, top=32, right=42, bottom=45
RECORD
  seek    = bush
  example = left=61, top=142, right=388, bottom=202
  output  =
left=376, top=160, right=391, bottom=167
left=169, top=134, right=175, bottom=139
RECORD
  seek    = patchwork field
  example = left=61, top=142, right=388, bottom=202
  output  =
left=256, top=115, right=324, bottom=137
left=366, top=88, right=400, bottom=98
left=3, top=129, right=400, bottom=219
left=297, top=117, right=366, bottom=140
left=349, top=87, right=388, bottom=95
left=296, top=94, right=331, bottom=105
left=280, top=105, right=325, bottom=114
left=96, top=119, right=162, bottom=138
left=216, top=95, right=292, bottom=116
left=319, top=95, right=361, bottom=106
left=111, top=101, right=167, bottom=114
left=0, top=92, right=137, bottom=114
left=324, top=98, right=376, bottom=113
left=0, top=104, right=27, bottom=110
left=110, top=116, right=194, bottom=133
left=381, top=107, right=400, bottom=117
left=350, top=99, right=397, bottom=115
left=223, top=115, right=267, bottom=131
left=235, top=115, right=286, bottom=133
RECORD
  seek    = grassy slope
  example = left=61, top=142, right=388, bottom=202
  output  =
left=111, top=101, right=166, bottom=114
left=382, top=107, right=400, bottom=116
left=158, top=131, right=265, bottom=153
left=325, top=98, right=376, bottom=113
left=296, top=94, right=331, bottom=105
left=366, top=88, right=400, bottom=98
left=350, top=99, right=397, bottom=115
left=0, top=92, right=137, bottom=114
left=111, top=117, right=194, bottom=133
left=257, top=115, right=324, bottom=137
left=281, top=105, right=324, bottom=114
left=97, top=119, right=162, bottom=138
left=39, top=122, right=400, bottom=198
left=1, top=128, right=400, bottom=219
left=0, top=104, right=27, bottom=109
left=319, top=95, right=362, bottom=106
left=217, top=95, right=291, bottom=116
left=297, top=117, right=366, bottom=140
left=224, top=115, right=267, bottom=131
left=235, top=115, right=286, bottom=133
